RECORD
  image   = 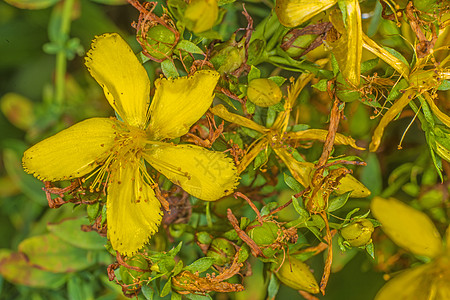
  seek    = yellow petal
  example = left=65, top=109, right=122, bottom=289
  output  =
left=362, top=33, right=410, bottom=79
left=371, top=197, right=442, bottom=258
left=285, top=129, right=365, bottom=150
left=85, top=33, right=150, bottom=128
left=329, top=3, right=362, bottom=87
left=144, top=143, right=238, bottom=201
left=210, top=104, right=267, bottom=133
left=238, top=139, right=269, bottom=174
left=23, top=118, right=116, bottom=181
left=107, top=161, right=162, bottom=256
left=274, top=148, right=313, bottom=187
left=275, top=0, right=337, bottom=28
left=148, top=70, right=220, bottom=140
left=275, top=148, right=370, bottom=197
left=423, top=92, right=450, bottom=128
left=375, top=263, right=433, bottom=300
left=369, top=89, right=415, bottom=152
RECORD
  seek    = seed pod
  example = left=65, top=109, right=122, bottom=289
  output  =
left=340, top=219, right=374, bottom=247
left=140, top=25, right=176, bottom=60
left=119, top=255, right=151, bottom=290
left=210, top=36, right=246, bottom=74
left=275, top=256, right=319, bottom=294
left=184, top=0, right=218, bottom=33
left=247, top=78, right=282, bottom=107
left=282, top=31, right=316, bottom=57
left=247, top=221, right=280, bottom=257
left=206, top=238, right=236, bottom=265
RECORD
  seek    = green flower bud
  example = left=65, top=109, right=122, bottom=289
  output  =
left=210, top=36, right=246, bottom=74
left=247, top=78, right=283, bottom=107
left=274, top=256, right=319, bottom=294
left=140, top=25, right=177, bottom=60
left=340, top=219, right=374, bottom=247
left=247, top=221, right=280, bottom=257
left=206, top=238, right=236, bottom=265
left=184, top=0, right=218, bottom=33
left=282, top=31, right=316, bottom=57
left=119, top=255, right=151, bottom=290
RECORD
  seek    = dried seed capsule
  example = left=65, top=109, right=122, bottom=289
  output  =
left=247, top=78, right=282, bottom=107
left=340, top=219, right=374, bottom=247
left=275, top=256, right=319, bottom=294
left=206, top=238, right=236, bottom=266
left=184, top=0, right=218, bottom=33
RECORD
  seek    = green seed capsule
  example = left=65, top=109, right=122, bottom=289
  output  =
left=247, top=78, right=282, bottom=107
left=340, top=219, right=374, bottom=247
left=119, top=255, right=151, bottom=290
left=141, top=25, right=176, bottom=60
left=206, top=238, right=236, bottom=265
left=275, top=256, right=320, bottom=294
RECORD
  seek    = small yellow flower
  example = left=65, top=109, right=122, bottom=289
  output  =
left=22, top=33, right=238, bottom=256
left=371, top=197, right=450, bottom=299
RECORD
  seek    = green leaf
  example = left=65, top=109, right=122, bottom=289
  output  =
left=267, top=273, right=280, bottom=299
left=3, top=147, right=46, bottom=206
left=360, top=58, right=379, bottom=74
left=438, top=80, right=450, bottom=91
left=89, top=0, right=127, bottom=4
left=283, top=173, right=303, bottom=194
left=87, top=202, right=100, bottom=222
left=4, top=0, right=61, bottom=9
left=173, top=260, right=184, bottom=276
left=67, top=275, right=93, bottom=300
left=254, top=149, right=271, bottom=170
left=18, top=234, right=100, bottom=272
left=184, top=257, right=215, bottom=273
left=248, top=65, right=261, bottom=82
left=185, top=293, right=212, bottom=300
left=246, top=100, right=256, bottom=114
left=171, top=292, right=182, bottom=300
left=291, top=196, right=309, bottom=222
left=0, top=252, right=66, bottom=289
left=269, top=76, right=286, bottom=86
left=161, top=278, right=172, bottom=297
left=47, top=218, right=107, bottom=250
left=175, top=40, right=204, bottom=54
left=327, top=191, right=351, bottom=212
left=161, top=60, right=179, bottom=78
left=312, top=79, right=328, bottom=92
left=382, top=46, right=409, bottom=67
left=142, top=284, right=155, bottom=300
left=365, top=242, right=375, bottom=258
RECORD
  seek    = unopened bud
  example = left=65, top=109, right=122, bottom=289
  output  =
left=340, top=219, right=374, bottom=247
left=247, top=78, right=282, bottom=107
left=184, top=0, right=218, bottom=33
left=274, top=256, right=319, bottom=294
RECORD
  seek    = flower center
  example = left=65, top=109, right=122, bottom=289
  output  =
left=85, top=122, right=149, bottom=193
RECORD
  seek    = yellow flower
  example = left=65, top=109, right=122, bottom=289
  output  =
left=211, top=72, right=370, bottom=198
left=22, top=33, right=238, bottom=256
left=371, top=197, right=450, bottom=300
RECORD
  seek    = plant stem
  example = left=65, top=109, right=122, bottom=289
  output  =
left=54, top=0, right=75, bottom=109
